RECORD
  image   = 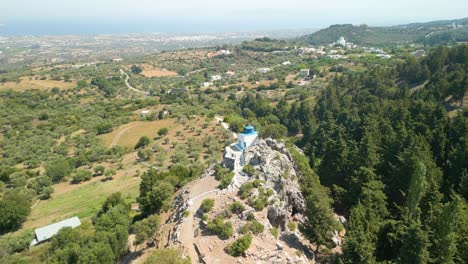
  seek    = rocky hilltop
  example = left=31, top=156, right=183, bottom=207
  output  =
left=228, top=138, right=306, bottom=229
left=158, top=138, right=342, bottom=264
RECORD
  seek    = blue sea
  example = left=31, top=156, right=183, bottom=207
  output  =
left=0, top=18, right=299, bottom=36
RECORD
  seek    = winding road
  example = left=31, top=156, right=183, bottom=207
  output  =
left=120, top=69, right=150, bottom=96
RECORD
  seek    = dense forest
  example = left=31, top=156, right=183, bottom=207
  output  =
left=236, top=45, right=467, bottom=263
left=300, top=18, right=468, bottom=46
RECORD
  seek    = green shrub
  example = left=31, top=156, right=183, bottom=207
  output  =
left=218, top=172, right=234, bottom=189
left=200, top=198, right=215, bottom=213
left=217, top=209, right=233, bottom=219
left=215, top=165, right=234, bottom=189
left=251, top=198, right=267, bottom=211
left=270, top=227, right=279, bottom=239
left=246, top=212, right=255, bottom=221
left=287, top=221, right=298, bottom=232
left=157, top=127, right=169, bottom=137
left=224, top=234, right=252, bottom=256
left=183, top=211, right=190, bottom=218
left=242, top=164, right=256, bottom=176
left=240, top=220, right=264, bottom=235
left=144, top=248, right=190, bottom=264
left=207, top=217, right=233, bottom=239
left=229, top=202, right=246, bottom=214
left=94, top=165, right=105, bottom=175
left=248, top=186, right=273, bottom=211
left=238, top=180, right=264, bottom=199
left=135, top=136, right=150, bottom=149
left=72, top=169, right=92, bottom=183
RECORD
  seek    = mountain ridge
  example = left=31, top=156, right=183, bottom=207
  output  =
left=299, top=17, right=468, bottom=46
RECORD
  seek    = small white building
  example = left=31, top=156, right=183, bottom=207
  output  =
left=218, top=49, right=231, bottom=55
left=200, top=82, right=212, bottom=88
left=282, top=61, right=291, bottom=66
left=257, top=68, right=271, bottom=74
left=225, top=71, right=235, bottom=78
left=140, top=110, right=151, bottom=117
left=211, top=75, right=222, bottom=81
left=299, top=69, right=310, bottom=77
left=31, top=217, right=81, bottom=246
left=337, top=36, right=346, bottom=46
left=224, top=125, right=258, bottom=171
left=236, top=125, right=258, bottom=150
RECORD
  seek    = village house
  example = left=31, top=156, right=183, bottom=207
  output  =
left=257, top=67, right=271, bottom=74
left=200, top=82, right=212, bottom=88
left=224, top=71, right=235, bottom=78
left=210, top=75, right=222, bottom=81
left=299, top=69, right=310, bottom=77
left=140, top=110, right=151, bottom=117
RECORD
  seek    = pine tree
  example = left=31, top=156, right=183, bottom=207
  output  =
left=301, top=187, right=337, bottom=254
left=430, top=196, right=461, bottom=264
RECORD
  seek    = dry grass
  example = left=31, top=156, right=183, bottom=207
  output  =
left=141, top=64, right=178, bottom=78
left=0, top=77, right=77, bottom=91
left=99, top=116, right=226, bottom=167
left=100, top=119, right=177, bottom=148
left=21, top=172, right=140, bottom=232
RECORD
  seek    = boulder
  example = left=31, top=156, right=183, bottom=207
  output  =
left=267, top=206, right=288, bottom=229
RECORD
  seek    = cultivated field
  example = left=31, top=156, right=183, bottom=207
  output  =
left=0, top=77, right=77, bottom=91
left=140, top=64, right=178, bottom=78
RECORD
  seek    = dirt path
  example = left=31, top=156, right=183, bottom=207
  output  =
left=179, top=175, right=220, bottom=263
left=111, top=123, right=139, bottom=147
left=215, top=116, right=237, bottom=139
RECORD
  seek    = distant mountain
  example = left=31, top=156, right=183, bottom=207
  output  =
left=299, top=17, right=468, bottom=46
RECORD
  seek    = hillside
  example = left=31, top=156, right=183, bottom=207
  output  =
left=300, top=17, right=468, bottom=46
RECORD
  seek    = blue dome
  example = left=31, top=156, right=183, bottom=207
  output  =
left=243, top=125, right=256, bottom=134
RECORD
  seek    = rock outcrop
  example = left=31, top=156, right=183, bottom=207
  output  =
left=226, top=138, right=306, bottom=222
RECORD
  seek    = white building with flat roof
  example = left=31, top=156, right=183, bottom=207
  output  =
left=257, top=68, right=271, bottom=74
left=299, top=69, right=310, bottom=77
left=211, top=75, right=222, bottom=81
left=31, top=217, right=81, bottom=246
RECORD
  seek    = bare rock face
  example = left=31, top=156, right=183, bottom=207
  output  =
left=244, top=139, right=306, bottom=216
left=267, top=206, right=288, bottom=229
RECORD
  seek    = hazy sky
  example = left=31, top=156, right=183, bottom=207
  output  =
left=1, top=0, right=467, bottom=33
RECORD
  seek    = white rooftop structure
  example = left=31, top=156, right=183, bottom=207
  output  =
left=299, top=69, right=310, bottom=77
left=224, top=125, right=258, bottom=171
left=211, top=75, right=222, bottom=81
left=257, top=68, right=271, bottom=74
left=201, top=82, right=212, bottom=88
left=31, top=216, right=81, bottom=246
left=337, top=36, right=346, bottom=46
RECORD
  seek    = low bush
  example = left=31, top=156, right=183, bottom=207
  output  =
left=240, top=220, right=264, bottom=235
left=207, top=217, right=233, bottom=239
left=224, top=234, right=252, bottom=256
left=229, top=202, right=246, bottom=214
left=270, top=227, right=279, bottom=239
left=72, top=169, right=92, bottom=183
left=242, top=164, right=256, bottom=176
left=215, top=165, right=234, bottom=189
left=287, top=221, right=298, bottom=232
left=200, top=198, right=215, bottom=213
